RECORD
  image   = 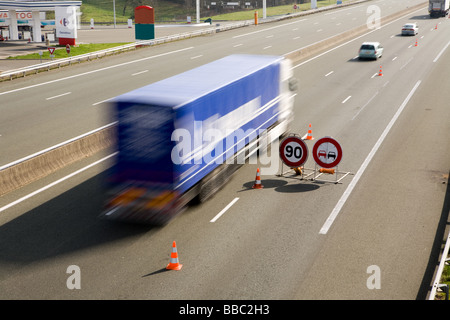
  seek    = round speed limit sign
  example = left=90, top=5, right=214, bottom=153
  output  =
left=279, top=136, right=309, bottom=167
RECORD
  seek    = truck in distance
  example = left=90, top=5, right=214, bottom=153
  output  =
left=428, top=0, right=450, bottom=17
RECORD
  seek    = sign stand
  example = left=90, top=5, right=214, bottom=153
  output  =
left=277, top=133, right=309, bottom=179
left=310, top=164, right=353, bottom=184
left=277, top=133, right=353, bottom=184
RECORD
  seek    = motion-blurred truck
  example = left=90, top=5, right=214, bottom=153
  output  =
left=429, top=0, right=449, bottom=17
left=101, top=54, right=297, bottom=225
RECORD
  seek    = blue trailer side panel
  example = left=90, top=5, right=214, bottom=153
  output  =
left=112, top=102, right=175, bottom=186
left=172, top=61, right=281, bottom=192
left=112, top=54, right=283, bottom=193
left=105, top=54, right=290, bottom=224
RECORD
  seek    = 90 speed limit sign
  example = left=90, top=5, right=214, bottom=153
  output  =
left=279, top=136, right=309, bottom=167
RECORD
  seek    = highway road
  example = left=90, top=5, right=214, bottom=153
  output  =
left=0, top=0, right=449, bottom=303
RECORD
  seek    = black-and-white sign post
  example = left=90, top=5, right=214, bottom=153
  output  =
left=278, top=135, right=309, bottom=177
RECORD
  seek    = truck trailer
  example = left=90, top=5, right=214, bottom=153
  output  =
left=429, top=0, right=449, bottom=17
left=101, top=54, right=297, bottom=225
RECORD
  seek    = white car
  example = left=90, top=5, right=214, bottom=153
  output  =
left=358, top=42, right=384, bottom=60
left=401, top=23, right=419, bottom=36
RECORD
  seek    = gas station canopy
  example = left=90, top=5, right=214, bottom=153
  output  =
left=0, top=1, right=82, bottom=43
left=0, top=1, right=81, bottom=11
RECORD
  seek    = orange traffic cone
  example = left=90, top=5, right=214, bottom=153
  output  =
left=415, top=39, right=418, bottom=47
left=166, top=241, right=182, bottom=270
left=435, top=24, right=438, bottom=30
left=306, top=123, right=314, bottom=140
left=378, top=65, right=383, bottom=76
left=252, top=168, right=263, bottom=189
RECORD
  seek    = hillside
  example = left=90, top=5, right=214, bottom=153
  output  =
left=80, top=0, right=198, bottom=23
left=79, top=0, right=349, bottom=24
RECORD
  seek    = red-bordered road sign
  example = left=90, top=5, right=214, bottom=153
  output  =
left=312, top=136, right=343, bottom=169
left=279, top=136, right=309, bottom=167
left=66, top=44, right=71, bottom=54
left=48, top=47, right=56, bottom=55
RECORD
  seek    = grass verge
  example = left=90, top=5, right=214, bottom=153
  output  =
left=7, top=43, right=132, bottom=60
left=209, top=0, right=353, bottom=21
left=435, top=258, right=450, bottom=300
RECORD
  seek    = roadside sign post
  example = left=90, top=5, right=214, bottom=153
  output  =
left=312, top=136, right=343, bottom=169
left=38, top=50, right=43, bottom=63
left=277, top=131, right=353, bottom=183
left=278, top=134, right=309, bottom=177
left=66, top=44, right=71, bottom=57
left=311, top=136, right=351, bottom=183
left=48, top=47, right=55, bottom=60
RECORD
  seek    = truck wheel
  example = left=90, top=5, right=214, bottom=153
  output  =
left=197, top=164, right=241, bottom=203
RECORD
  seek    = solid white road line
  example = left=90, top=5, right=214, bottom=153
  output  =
left=92, top=98, right=113, bottom=106
left=291, top=6, right=426, bottom=69
left=433, top=40, right=450, bottom=63
left=324, top=4, right=364, bottom=15
left=319, top=80, right=421, bottom=234
left=351, top=91, right=378, bottom=121
left=232, top=19, right=307, bottom=39
left=0, top=122, right=116, bottom=171
left=0, top=47, right=194, bottom=97
left=0, top=153, right=117, bottom=214
left=210, top=197, right=239, bottom=222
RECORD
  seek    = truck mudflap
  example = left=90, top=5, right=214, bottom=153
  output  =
left=100, top=187, right=184, bottom=225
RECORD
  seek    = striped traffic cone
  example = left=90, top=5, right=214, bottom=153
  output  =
left=306, top=123, right=314, bottom=140
left=166, top=241, right=182, bottom=270
left=252, top=168, right=264, bottom=189
left=378, top=65, right=383, bottom=76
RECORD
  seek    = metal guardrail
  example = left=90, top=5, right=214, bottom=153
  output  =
left=0, top=0, right=370, bottom=81
left=0, top=20, right=253, bottom=81
left=429, top=232, right=450, bottom=300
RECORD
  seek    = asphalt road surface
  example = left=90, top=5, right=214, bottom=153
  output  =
left=0, top=0, right=449, bottom=303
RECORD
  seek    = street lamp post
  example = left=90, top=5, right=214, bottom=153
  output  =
left=113, top=0, right=116, bottom=28
left=196, top=0, right=200, bottom=24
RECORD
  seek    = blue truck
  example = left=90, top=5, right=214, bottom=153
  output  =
left=102, top=54, right=297, bottom=224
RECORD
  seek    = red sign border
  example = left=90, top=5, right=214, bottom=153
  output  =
left=48, top=47, right=56, bottom=55
left=279, top=136, right=309, bottom=168
left=312, top=136, right=343, bottom=169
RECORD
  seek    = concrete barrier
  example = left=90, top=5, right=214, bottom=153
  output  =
left=285, top=2, right=427, bottom=63
left=0, top=125, right=116, bottom=196
left=0, top=1, right=427, bottom=197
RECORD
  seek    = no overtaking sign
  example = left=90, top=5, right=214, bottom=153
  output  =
left=312, top=136, right=343, bottom=169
